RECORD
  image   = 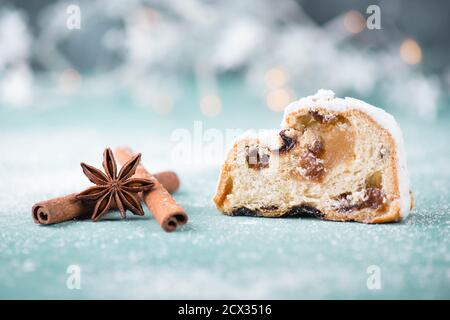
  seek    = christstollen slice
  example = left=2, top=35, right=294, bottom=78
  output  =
left=214, top=89, right=413, bottom=223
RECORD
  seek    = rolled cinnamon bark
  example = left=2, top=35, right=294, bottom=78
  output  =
left=32, top=171, right=180, bottom=225
left=115, top=147, right=188, bottom=232
left=151, top=171, right=180, bottom=194
left=32, top=193, right=93, bottom=225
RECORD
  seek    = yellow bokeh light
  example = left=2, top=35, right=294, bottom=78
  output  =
left=200, top=94, right=222, bottom=117
left=343, top=10, right=365, bottom=34
left=399, top=38, right=422, bottom=65
left=264, top=67, right=288, bottom=89
left=266, top=88, right=294, bottom=112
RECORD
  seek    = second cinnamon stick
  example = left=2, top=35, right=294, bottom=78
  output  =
left=115, top=147, right=188, bottom=232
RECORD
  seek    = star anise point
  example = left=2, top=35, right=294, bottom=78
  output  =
left=76, top=148, right=154, bottom=221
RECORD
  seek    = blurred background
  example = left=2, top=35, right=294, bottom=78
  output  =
left=1, top=0, right=449, bottom=300
left=0, top=0, right=449, bottom=121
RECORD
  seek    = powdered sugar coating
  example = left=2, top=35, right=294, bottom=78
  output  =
left=281, top=89, right=411, bottom=218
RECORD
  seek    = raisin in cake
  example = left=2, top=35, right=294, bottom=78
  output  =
left=213, top=89, right=413, bottom=223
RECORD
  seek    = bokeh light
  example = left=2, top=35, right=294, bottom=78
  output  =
left=58, top=68, right=81, bottom=94
left=266, top=88, right=295, bottom=112
left=151, top=94, right=173, bottom=115
left=264, top=67, right=288, bottom=89
left=343, top=10, right=365, bottom=34
left=400, top=38, right=422, bottom=65
left=200, top=94, right=222, bottom=117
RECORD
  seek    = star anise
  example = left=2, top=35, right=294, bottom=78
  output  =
left=76, top=148, right=154, bottom=221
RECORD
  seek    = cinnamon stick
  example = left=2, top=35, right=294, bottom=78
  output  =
left=32, top=171, right=179, bottom=225
left=115, top=147, right=188, bottom=232
left=32, top=193, right=93, bottom=225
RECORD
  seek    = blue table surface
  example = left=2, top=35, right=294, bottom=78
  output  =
left=0, top=78, right=449, bottom=299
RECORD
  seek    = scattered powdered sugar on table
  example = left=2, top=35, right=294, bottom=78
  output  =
left=0, top=117, right=449, bottom=299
